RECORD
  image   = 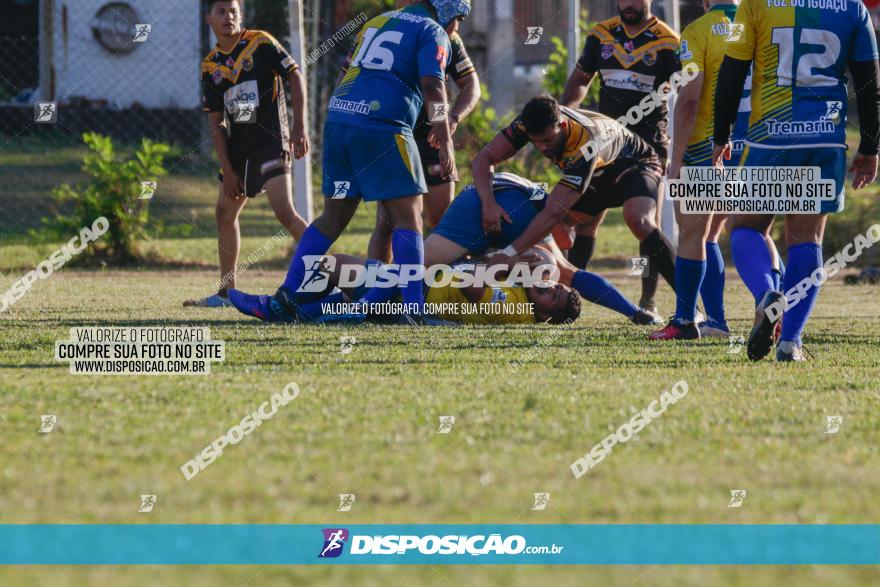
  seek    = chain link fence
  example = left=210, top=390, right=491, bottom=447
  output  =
left=0, top=0, right=360, bottom=270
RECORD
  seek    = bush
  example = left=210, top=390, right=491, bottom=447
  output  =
left=47, top=132, right=170, bottom=264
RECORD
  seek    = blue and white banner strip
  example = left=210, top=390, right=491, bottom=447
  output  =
left=1, top=524, right=878, bottom=565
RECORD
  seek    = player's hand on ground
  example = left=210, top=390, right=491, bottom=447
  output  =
left=849, top=152, right=878, bottom=189
left=222, top=169, right=244, bottom=199
left=291, top=125, right=309, bottom=160
left=481, top=200, right=512, bottom=234
left=711, top=143, right=731, bottom=168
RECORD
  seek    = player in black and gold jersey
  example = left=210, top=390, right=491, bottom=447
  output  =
left=185, top=0, right=309, bottom=308
left=560, top=0, right=680, bottom=316
left=472, top=96, right=675, bottom=316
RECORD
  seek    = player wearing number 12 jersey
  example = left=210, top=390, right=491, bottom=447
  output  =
left=712, top=0, right=880, bottom=361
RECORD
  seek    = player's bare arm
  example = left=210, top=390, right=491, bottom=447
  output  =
left=420, top=75, right=454, bottom=176
left=208, top=112, right=243, bottom=199
left=287, top=68, right=309, bottom=159
left=668, top=71, right=704, bottom=180
left=428, top=71, right=481, bottom=148
left=560, top=68, right=596, bottom=109
left=472, top=134, right=517, bottom=233
left=492, top=183, right=583, bottom=263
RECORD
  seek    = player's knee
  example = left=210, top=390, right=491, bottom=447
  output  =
left=215, top=202, right=240, bottom=226
left=624, top=211, right=654, bottom=239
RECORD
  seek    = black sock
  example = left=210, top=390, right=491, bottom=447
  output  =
left=568, top=235, right=596, bottom=269
left=640, top=229, right=676, bottom=297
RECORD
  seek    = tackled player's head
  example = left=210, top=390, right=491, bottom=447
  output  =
left=527, top=283, right=581, bottom=325
left=206, top=0, right=244, bottom=39
left=617, top=0, right=650, bottom=25
left=519, top=96, right=568, bottom=159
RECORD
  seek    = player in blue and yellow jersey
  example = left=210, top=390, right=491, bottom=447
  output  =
left=231, top=0, right=469, bottom=324
left=227, top=173, right=657, bottom=326
left=712, top=0, right=880, bottom=360
left=364, top=0, right=482, bottom=264
left=650, top=0, right=782, bottom=341
left=185, top=0, right=309, bottom=308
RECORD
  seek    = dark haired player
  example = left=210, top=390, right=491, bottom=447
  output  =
left=186, top=0, right=309, bottom=308
left=473, top=96, right=676, bottom=322
left=560, top=0, right=680, bottom=316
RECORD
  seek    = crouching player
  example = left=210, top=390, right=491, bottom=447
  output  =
left=425, top=172, right=660, bottom=324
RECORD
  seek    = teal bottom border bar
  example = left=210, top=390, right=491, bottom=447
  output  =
left=1, top=524, right=879, bottom=565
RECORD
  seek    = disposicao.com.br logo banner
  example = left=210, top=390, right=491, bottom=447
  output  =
left=2, top=524, right=879, bottom=565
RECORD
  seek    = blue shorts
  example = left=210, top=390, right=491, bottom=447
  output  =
left=740, top=145, right=846, bottom=213
left=321, top=123, right=427, bottom=202
left=432, top=186, right=538, bottom=255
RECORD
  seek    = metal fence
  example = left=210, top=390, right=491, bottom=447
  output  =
left=0, top=0, right=356, bottom=252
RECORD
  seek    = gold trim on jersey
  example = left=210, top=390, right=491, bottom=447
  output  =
left=560, top=110, right=606, bottom=168
left=201, top=30, right=291, bottom=86
left=588, top=15, right=679, bottom=70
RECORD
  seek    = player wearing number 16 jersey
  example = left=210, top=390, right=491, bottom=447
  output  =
left=712, top=0, right=880, bottom=361
left=231, top=1, right=466, bottom=324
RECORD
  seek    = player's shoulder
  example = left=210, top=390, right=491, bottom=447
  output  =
left=561, top=105, right=607, bottom=126
left=589, top=16, right=620, bottom=40
left=201, top=48, right=219, bottom=70
left=246, top=29, right=281, bottom=47
left=681, top=11, right=713, bottom=39
left=647, top=17, right=679, bottom=42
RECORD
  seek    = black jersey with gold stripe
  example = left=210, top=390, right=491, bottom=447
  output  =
left=576, top=16, right=680, bottom=152
left=201, top=30, right=299, bottom=159
left=501, top=106, right=657, bottom=195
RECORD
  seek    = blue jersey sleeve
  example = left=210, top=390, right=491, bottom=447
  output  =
left=416, top=25, right=450, bottom=80
left=850, top=2, right=879, bottom=62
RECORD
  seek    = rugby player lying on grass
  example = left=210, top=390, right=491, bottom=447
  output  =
left=247, top=249, right=579, bottom=325
left=228, top=172, right=657, bottom=325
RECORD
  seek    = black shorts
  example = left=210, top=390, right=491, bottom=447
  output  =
left=570, top=158, right=663, bottom=217
left=219, top=144, right=291, bottom=198
left=631, top=122, right=669, bottom=168
left=414, top=126, right=459, bottom=187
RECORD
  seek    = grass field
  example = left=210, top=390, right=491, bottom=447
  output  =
left=1, top=264, right=879, bottom=585
left=2, top=128, right=880, bottom=584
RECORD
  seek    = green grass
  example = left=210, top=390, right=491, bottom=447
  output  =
left=0, top=268, right=878, bottom=586
left=1, top=132, right=880, bottom=585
